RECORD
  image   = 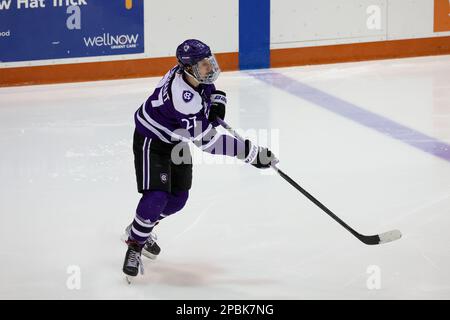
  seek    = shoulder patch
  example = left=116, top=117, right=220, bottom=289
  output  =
left=182, top=90, right=194, bottom=103
left=171, top=73, right=203, bottom=115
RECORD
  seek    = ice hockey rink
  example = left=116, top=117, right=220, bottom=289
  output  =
left=0, top=55, right=449, bottom=299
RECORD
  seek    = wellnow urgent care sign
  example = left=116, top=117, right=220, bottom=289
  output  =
left=0, top=0, right=144, bottom=62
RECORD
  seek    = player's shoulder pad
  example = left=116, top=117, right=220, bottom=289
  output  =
left=171, top=73, right=203, bottom=115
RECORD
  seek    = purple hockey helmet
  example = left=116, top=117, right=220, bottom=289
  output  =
left=176, top=39, right=220, bottom=84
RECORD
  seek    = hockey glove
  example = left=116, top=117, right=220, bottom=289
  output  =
left=208, top=90, right=227, bottom=123
left=243, top=139, right=278, bottom=169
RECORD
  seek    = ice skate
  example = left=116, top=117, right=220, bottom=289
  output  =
left=122, top=240, right=144, bottom=284
left=124, top=224, right=161, bottom=260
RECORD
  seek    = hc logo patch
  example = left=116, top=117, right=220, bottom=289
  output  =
left=182, top=90, right=193, bottom=103
left=160, top=173, right=168, bottom=184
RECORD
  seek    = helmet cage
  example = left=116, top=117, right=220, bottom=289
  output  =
left=184, top=54, right=220, bottom=84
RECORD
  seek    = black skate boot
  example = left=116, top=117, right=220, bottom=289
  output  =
left=124, top=224, right=161, bottom=260
left=142, top=232, right=161, bottom=259
left=123, top=240, right=144, bottom=282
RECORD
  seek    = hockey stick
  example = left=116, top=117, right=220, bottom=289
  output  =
left=217, top=118, right=402, bottom=245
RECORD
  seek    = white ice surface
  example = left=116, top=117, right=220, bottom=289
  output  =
left=0, top=55, right=449, bottom=299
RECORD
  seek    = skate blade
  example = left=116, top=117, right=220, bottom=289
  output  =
left=142, top=251, right=158, bottom=260
left=120, top=233, right=129, bottom=243
left=125, top=275, right=136, bottom=285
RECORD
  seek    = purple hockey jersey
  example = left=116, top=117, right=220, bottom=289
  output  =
left=135, top=66, right=246, bottom=158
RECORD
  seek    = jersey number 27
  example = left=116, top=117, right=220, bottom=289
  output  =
left=181, top=116, right=197, bottom=130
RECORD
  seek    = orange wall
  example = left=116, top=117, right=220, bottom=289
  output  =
left=1, top=37, right=450, bottom=87
left=271, top=36, right=450, bottom=68
left=0, top=53, right=239, bottom=87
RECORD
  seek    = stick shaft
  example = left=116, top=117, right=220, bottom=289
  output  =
left=217, top=118, right=363, bottom=240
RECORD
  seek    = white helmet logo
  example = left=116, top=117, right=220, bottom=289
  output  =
left=183, top=45, right=190, bottom=52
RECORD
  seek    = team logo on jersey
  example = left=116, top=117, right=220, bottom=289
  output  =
left=182, top=90, right=194, bottom=103
left=160, top=173, right=168, bottom=184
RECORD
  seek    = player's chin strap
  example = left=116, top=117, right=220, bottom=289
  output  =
left=183, top=69, right=201, bottom=85
left=217, top=117, right=402, bottom=246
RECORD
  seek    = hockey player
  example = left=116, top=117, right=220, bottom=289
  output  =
left=123, top=39, right=277, bottom=278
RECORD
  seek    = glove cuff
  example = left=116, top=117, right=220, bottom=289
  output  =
left=211, top=91, right=227, bottom=105
left=243, top=140, right=259, bottom=164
